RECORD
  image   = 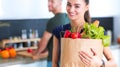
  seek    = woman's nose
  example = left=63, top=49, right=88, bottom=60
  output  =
left=69, top=7, right=75, bottom=12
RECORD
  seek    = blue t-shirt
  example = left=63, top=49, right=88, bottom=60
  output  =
left=53, top=23, right=71, bottom=42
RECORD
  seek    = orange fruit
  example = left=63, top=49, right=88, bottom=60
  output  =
left=8, top=48, right=16, bottom=58
left=1, top=50, right=10, bottom=59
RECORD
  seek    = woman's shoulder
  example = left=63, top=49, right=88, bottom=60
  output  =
left=63, top=23, right=70, bottom=27
left=53, top=23, right=70, bottom=33
left=52, top=23, right=71, bottom=39
left=55, top=23, right=70, bottom=30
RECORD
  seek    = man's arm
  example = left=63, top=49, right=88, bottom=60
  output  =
left=33, top=31, right=52, bottom=56
left=37, top=31, right=52, bottom=53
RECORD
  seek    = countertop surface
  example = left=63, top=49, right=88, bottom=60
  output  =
left=0, top=44, right=119, bottom=67
left=0, top=50, right=48, bottom=67
left=0, top=55, right=47, bottom=67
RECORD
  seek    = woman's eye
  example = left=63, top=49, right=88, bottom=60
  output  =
left=75, top=5, right=80, bottom=8
left=67, top=3, right=71, bottom=7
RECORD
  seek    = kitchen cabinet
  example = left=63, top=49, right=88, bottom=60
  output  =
left=0, top=38, right=40, bottom=51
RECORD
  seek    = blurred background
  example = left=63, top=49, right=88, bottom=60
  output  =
left=0, top=0, right=120, bottom=43
left=0, top=0, right=120, bottom=67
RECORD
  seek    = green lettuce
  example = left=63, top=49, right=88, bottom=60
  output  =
left=82, top=23, right=110, bottom=47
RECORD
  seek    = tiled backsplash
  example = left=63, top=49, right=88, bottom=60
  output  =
left=0, top=17, right=114, bottom=41
left=0, top=19, right=49, bottom=41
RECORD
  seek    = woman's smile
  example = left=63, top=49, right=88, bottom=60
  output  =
left=68, top=12, right=76, bottom=17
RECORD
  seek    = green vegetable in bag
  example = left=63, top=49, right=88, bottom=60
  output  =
left=82, top=23, right=110, bottom=47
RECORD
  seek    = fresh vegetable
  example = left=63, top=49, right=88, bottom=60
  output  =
left=27, top=48, right=33, bottom=53
left=63, top=20, right=110, bottom=47
left=81, top=20, right=99, bottom=36
left=0, top=47, right=16, bottom=59
left=82, top=21, right=110, bottom=47
left=64, top=30, right=71, bottom=38
left=71, top=32, right=78, bottom=39
left=8, top=48, right=16, bottom=58
left=64, top=30, right=81, bottom=39
left=1, top=50, right=10, bottom=59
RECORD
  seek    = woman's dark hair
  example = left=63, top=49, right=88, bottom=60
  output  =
left=84, top=0, right=91, bottom=23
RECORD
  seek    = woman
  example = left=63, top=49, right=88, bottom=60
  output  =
left=52, top=0, right=117, bottom=67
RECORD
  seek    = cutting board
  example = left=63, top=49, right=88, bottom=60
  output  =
left=17, top=50, right=48, bottom=60
left=17, top=51, right=33, bottom=58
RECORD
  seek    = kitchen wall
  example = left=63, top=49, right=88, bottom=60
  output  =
left=0, top=0, right=53, bottom=19
left=89, top=0, right=120, bottom=43
left=0, top=0, right=120, bottom=43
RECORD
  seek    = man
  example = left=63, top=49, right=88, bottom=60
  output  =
left=33, top=0, right=69, bottom=67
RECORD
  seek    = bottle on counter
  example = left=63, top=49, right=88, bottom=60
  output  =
left=21, top=29, right=27, bottom=39
left=27, top=41, right=31, bottom=47
left=29, top=29, right=35, bottom=39
left=8, top=36, right=13, bottom=47
left=13, top=43, right=17, bottom=48
left=18, top=43, right=23, bottom=48
left=35, top=29, right=39, bottom=38
left=33, top=41, right=38, bottom=47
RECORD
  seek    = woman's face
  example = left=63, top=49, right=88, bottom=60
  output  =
left=66, top=0, right=89, bottom=21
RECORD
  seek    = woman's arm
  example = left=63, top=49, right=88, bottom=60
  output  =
left=79, top=47, right=117, bottom=67
left=79, top=48, right=103, bottom=67
left=103, top=47, right=117, bottom=67
left=52, top=36, right=59, bottom=67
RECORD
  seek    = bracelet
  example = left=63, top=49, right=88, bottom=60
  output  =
left=101, top=59, right=105, bottom=67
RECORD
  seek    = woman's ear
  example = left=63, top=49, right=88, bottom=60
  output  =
left=85, top=5, right=89, bottom=11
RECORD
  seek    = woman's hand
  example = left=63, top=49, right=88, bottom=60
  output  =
left=79, top=48, right=102, bottom=67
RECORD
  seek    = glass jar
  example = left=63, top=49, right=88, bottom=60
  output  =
left=21, top=29, right=27, bottom=39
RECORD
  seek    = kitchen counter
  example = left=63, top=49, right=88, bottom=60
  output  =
left=0, top=55, right=47, bottom=67
left=0, top=50, right=48, bottom=67
left=0, top=45, right=119, bottom=67
left=0, top=56, right=33, bottom=66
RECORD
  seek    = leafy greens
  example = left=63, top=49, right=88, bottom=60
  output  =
left=82, top=23, right=110, bottom=47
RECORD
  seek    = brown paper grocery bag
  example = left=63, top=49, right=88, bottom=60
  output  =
left=60, top=38, right=103, bottom=67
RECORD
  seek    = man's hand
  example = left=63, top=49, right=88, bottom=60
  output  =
left=32, top=48, right=48, bottom=60
left=32, top=48, right=40, bottom=55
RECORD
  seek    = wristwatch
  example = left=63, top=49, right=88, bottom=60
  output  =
left=101, top=59, right=105, bottom=67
